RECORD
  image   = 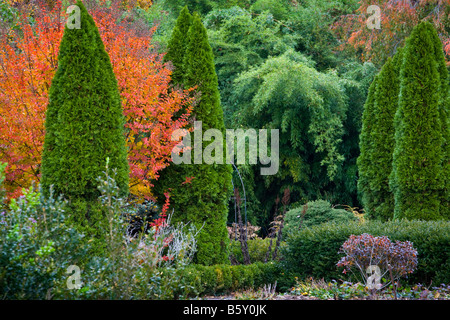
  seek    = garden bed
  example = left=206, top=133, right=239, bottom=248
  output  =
left=198, top=280, right=450, bottom=300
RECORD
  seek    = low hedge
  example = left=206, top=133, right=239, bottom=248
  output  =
left=282, top=219, right=450, bottom=285
left=179, top=261, right=295, bottom=297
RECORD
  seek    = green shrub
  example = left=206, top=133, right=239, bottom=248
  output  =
left=357, top=75, right=379, bottom=219
left=368, top=50, right=402, bottom=221
left=229, top=238, right=286, bottom=264
left=163, top=6, right=192, bottom=85
left=337, top=233, right=418, bottom=289
left=283, top=219, right=450, bottom=285
left=283, top=200, right=358, bottom=236
left=0, top=185, right=89, bottom=299
left=153, top=10, right=232, bottom=266
left=0, top=163, right=201, bottom=300
left=180, top=261, right=294, bottom=296
left=390, top=22, right=448, bottom=220
left=250, top=0, right=290, bottom=21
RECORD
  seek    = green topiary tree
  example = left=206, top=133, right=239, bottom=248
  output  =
left=357, top=75, right=379, bottom=218
left=430, top=26, right=450, bottom=219
left=152, top=6, right=192, bottom=207
left=40, top=1, right=129, bottom=235
left=368, top=49, right=403, bottom=221
left=163, top=5, right=192, bottom=85
left=154, top=12, right=232, bottom=265
left=390, top=22, right=447, bottom=220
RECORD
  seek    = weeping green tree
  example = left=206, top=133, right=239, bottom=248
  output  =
left=390, top=22, right=448, bottom=220
left=229, top=50, right=349, bottom=230
left=154, top=12, right=232, bottom=265
left=40, top=1, right=129, bottom=236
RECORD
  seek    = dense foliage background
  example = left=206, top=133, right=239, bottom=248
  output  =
left=0, top=0, right=449, bottom=300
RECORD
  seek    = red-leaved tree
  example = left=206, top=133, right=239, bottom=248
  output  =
left=332, top=0, right=450, bottom=66
left=0, top=0, right=193, bottom=200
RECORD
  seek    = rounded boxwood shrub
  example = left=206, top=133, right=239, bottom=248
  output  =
left=283, top=200, right=358, bottom=236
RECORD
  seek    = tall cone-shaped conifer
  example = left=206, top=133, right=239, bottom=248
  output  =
left=182, top=13, right=232, bottom=265
left=164, top=6, right=192, bottom=84
left=390, top=22, right=446, bottom=220
left=357, top=75, right=379, bottom=218
left=154, top=12, right=232, bottom=265
left=430, top=25, right=450, bottom=219
left=152, top=6, right=192, bottom=220
left=368, top=49, right=403, bottom=221
left=41, top=1, right=129, bottom=223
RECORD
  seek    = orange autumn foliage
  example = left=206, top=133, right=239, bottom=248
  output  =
left=0, top=0, right=193, bottom=200
left=332, top=0, right=450, bottom=66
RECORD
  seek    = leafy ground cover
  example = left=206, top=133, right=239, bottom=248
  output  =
left=198, top=279, right=450, bottom=300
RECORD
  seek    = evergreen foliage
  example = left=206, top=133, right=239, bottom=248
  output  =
left=201, top=2, right=377, bottom=232
left=154, top=11, right=232, bottom=265
left=390, top=22, right=448, bottom=220
left=163, top=6, right=192, bottom=85
left=358, top=22, right=449, bottom=221
left=40, top=1, right=129, bottom=235
left=366, top=49, right=402, bottom=221
left=430, top=26, right=450, bottom=219
left=368, top=50, right=403, bottom=221
left=356, top=74, right=379, bottom=218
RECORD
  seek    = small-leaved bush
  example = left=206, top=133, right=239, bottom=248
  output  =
left=289, top=278, right=450, bottom=300
left=59, top=160, right=200, bottom=300
left=0, top=164, right=89, bottom=299
left=0, top=161, right=201, bottom=299
left=283, top=200, right=358, bottom=236
left=0, top=162, right=6, bottom=206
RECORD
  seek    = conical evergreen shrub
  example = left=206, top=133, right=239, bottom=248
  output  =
left=40, top=1, right=129, bottom=235
left=164, top=6, right=192, bottom=85
left=390, top=22, right=447, bottom=220
left=357, top=75, right=379, bottom=218
left=369, top=49, right=403, bottom=221
left=153, top=12, right=232, bottom=265
left=182, top=12, right=232, bottom=265
left=430, top=26, right=450, bottom=219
